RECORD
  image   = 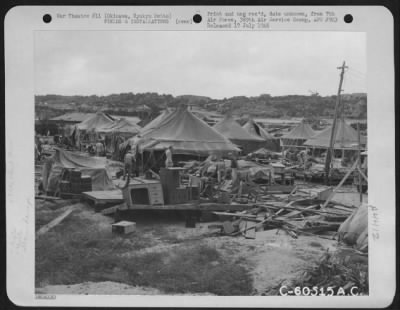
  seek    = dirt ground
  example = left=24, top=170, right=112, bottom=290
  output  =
left=36, top=199, right=339, bottom=296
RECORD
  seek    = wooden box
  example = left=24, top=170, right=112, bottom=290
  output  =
left=271, top=163, right=285, bottom=174
left=112, top=221, right=136, bottom=234
left=60, top=180, right=71, bottom=193
left=168, top=187, right=189, bottom=204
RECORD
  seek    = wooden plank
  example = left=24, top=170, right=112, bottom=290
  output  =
left=212, top=212, right=257, bottom=219
left=82, top=190, right=124, bottom=206
left=276, top=204, right=319, bottom=219
left=244, top=222, right=256, bottom=239
left=124, top=202, right=254, bottom=211
left=231, top=208, right=285, bottom=236
left=329, top=205, right=356, bottom=213
left=82, top=190, right=123, bottom=200
left=35, top=195, right=62, bottom=201
left=322, top=159, right=359, bottom=208
left=36, top=205, right=77, bottom=238
left=256, top=203, right=348, bottom=216
left=357, top=167, right=368, bottom=183
left=101, top=203, right=129, bottom=215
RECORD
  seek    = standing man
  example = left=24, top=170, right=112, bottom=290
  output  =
left=165, top=146, right=173, bottom=168
left=95, top=140, right=105, bottom=157
left=124, top=148, right=134, bottom=179
left=229, top=152, right=238, bottom=184
left=298, top=148, right=309, bottom=166
left=216, top=155, right=226, bottom=183
left=131, top=144, right=139, bottom=177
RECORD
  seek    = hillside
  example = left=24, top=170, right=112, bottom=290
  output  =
left=35, top=92, right=367, bottom=120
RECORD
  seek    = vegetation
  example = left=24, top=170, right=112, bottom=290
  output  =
left=264, top=250, right=368, bottom=296
left=36, top=211, right=253, bottom=295
left=35, top=92, right=367, bottom=120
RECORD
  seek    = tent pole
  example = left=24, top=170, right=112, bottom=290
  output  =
left=141, top=152, right=144, bottom=176
left=357, top=123, right=362, bottom=203
left=325, top=61, right=347, bottom=184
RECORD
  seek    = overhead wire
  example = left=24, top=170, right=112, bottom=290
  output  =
left=349, top=67, right=366, bottom=77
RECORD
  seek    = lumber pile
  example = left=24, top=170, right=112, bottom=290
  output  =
left=208, top=196, right=355, bottom=239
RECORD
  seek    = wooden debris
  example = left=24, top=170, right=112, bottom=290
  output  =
left=101, top=202, right=129, bottom=215
left=35, top=195, right=62, bottom=202
left=212, top=211, right=257, bottom=219
left=36, top=205, right=77, bottom=238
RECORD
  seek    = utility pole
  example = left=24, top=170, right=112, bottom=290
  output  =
left=357, top=122, right=363, bottom=202
left=324, top=61, right=348, bottom=184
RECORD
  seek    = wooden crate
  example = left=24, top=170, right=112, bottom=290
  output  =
left=168, top=187, right=189, bottom=204
left=112, top=221, right=136, bottom=234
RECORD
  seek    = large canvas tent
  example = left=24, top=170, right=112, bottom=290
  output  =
left=242, top=119, right=278, bottom=151
left=74, top=112, right=115, bottom=146
left=126, top=107, right=240, bottom=156
left=41, top=148, right=115, bottom=194
left=280, top=121, right=316, bottom=148
left=140, top=109, right=173, bottom=134
left=76, top=112, right=115, bottom=131
left=213, top=116, right=265, bottom=154
left=304, top=119, right=366, bottom=150
left=97, top=118, right=142, bottom=160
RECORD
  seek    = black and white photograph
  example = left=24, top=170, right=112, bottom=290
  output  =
left=4, top=5, right=397, bottom=307
left=33, top=30, right=370, bottom=296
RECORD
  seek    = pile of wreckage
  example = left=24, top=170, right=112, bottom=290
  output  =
left=207, top=188, right=350, bottom=237
left=204, top=184, right=367, bottom=253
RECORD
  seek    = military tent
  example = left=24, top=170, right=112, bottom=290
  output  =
left=95, top=118, right=141, bottom=159
left=126, top=107, right=240, bottom=156
left=99, top=118, right=141, bottom=136
left=74, top=112, right=115, bottom=146
left=213, top=116, right=265, bottom=154
left=41, top=148, right=115, bottom=194
left=242, top=119, right=279, bottom=151
left=140, top=109, right=173, bottom=134
left=280, top=121, right=316, bottom=148
left=76, top=112, right=115, bottom=131
left=304, top=119, right=366, bottom=150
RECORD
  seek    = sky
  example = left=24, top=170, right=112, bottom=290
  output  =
left=35, top=31, right=366, bottom=98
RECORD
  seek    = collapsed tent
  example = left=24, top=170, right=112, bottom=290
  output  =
left=213, top=116, right=265, bottom=154
left=304, top=119, right=366, bottom=150
left=99, top=118, right=141, bottom=136
left=41, top=148, right=115, bottom=194
left=280, top=121, right=316, bottom=148
left=338, top=203, right=368, bottom=252
left=242, top=119, right=278, bottom=151
left=125, top=107, right=240, bottom=156
left=249, top=147, right=281, bottom=160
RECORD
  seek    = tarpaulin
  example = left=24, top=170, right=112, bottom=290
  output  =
left=338, top=203, right=368, bottom=252
left=42, top=148, right=115, bottom=193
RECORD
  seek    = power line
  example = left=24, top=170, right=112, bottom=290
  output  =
left=348, top=67, right=366, bottom=78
